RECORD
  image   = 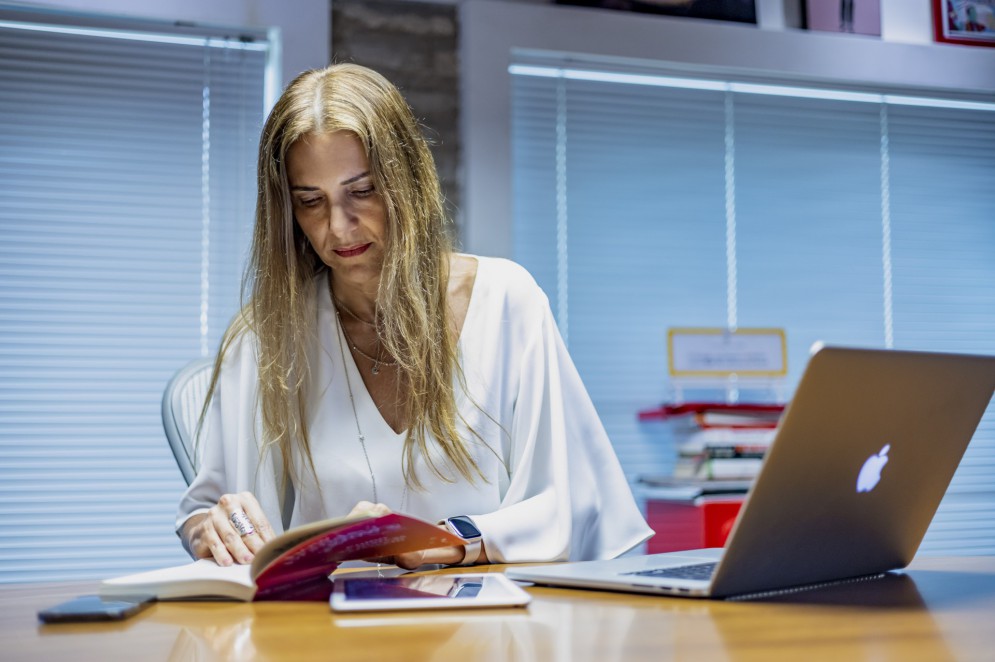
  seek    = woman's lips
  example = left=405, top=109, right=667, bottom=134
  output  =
left=333, top=243, right=372, bottom=258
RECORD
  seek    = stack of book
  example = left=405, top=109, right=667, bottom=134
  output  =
left=672, top=427, right=774, bottom=480
left=641, top=402, right=784, bottom=484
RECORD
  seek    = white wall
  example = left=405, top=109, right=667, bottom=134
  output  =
left=880, top=0, right=934, bottom=43
left=21, top=0, right=330, bottom=87
left=460, top=0, right=995, bottom=257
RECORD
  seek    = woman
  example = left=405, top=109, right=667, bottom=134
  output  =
left=177, top=63, right=651, bottom=569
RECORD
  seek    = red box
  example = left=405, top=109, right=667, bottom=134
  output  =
left=645, top=497, right=744, bottom=553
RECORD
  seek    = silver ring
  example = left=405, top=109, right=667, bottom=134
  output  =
left=229, top=510, right=255, bottom=537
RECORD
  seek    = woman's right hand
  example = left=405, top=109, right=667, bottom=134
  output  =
left=182, top=492, right=276, bottom=566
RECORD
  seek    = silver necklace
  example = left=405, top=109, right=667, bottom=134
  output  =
left=330, top=290, right=397, bottom=375
left=332, top=292, right=409, bottom=512
left=335, top=296, right=377, bottom=328
left=339, top=321, right=397, bottom=375
left=335, top=306, right=379, bottom=504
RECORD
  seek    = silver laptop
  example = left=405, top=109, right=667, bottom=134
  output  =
left=507, top=345, right=995, bottom=599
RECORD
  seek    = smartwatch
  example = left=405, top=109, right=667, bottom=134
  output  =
left=444, top=515, right=483, bottom=566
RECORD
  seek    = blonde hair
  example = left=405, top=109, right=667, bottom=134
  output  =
left=205, top=63, right=480, bottom=493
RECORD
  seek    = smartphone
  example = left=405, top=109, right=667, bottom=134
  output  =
left=330, top=573, right=531, bottom=612
left=38, top=594, right=155, bottom=624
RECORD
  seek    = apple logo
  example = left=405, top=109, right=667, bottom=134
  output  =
left=857, top=444, right=890, bottom=493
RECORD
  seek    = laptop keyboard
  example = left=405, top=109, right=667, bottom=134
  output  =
left=625, top=562, right=718, bottom=581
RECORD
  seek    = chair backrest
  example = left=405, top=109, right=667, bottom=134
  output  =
left=162, top=358, right=214, bottom=486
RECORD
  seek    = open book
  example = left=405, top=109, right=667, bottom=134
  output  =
left=100, top=513, right=463, bottom=602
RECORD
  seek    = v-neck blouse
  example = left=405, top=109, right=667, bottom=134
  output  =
left=323, top=253, right=483, bottom=440
left=177, top=256, right=651, bottom=563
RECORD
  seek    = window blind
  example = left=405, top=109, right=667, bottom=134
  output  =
left=0, top=14, right=268, bottom=582
left=511, top=64, right=995, bottom=555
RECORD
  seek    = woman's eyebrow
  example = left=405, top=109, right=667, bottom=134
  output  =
left=339, top=171, right=370, bottom=186
left=289, top=171, right=369, bottom=191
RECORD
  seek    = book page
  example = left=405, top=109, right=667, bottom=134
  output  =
left=100, top=559, right=254, bottom=601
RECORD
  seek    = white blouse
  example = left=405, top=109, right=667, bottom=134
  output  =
left=177, top=256, right=652, bottom=562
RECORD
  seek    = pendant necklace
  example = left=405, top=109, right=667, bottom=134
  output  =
left=331, top=279, right=408, bottom=512
left=336, top=305, right=378, bottom=503
left=330, top=290, right=397, bottom=376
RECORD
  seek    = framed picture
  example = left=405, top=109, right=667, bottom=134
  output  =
left=555, top=1, right=757, bottom=25
left=933, top=0, right=995, bottom=46
left=804, top=0, right=881, bottom=36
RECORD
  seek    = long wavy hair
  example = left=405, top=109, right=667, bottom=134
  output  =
left=204, top=63, right=481, bottom=495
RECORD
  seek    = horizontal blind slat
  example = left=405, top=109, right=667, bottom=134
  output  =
left=0, top=14, right=267, bottom=583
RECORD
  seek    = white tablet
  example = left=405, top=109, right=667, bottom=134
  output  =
left=330, top=573, right=531, bottom=612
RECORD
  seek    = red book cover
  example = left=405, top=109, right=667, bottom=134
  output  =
left=252, top=513, right=463, bottom=601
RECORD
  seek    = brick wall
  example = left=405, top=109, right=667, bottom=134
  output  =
left=331, top=1, right=463, bottom=234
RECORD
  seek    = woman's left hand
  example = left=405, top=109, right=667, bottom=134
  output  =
left=390, top=545, right=468, bottom=569
left=346, top=500, right=392, bottom=519
left=346, top=501, right=487, bottom=569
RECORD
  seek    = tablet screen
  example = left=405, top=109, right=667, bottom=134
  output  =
left=331, top=574, right=530, bottom=612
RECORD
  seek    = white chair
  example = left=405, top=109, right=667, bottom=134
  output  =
left=162, top=358, right=296, bottom=527
left=162, top=358, right=214, bottom=486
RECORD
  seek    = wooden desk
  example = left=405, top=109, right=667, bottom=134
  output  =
left=5, top=556, right=995, bottom=661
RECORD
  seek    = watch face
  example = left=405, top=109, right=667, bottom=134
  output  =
left=448, top=516, right=481, bottom=539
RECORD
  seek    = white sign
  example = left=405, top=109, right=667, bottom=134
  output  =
left=668, top=328, right=787, bottom=377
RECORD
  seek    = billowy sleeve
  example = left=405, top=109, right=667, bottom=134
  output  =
left=470, top=286, right=653, bottom=563
left=174, top=334, right=284, bottom=552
